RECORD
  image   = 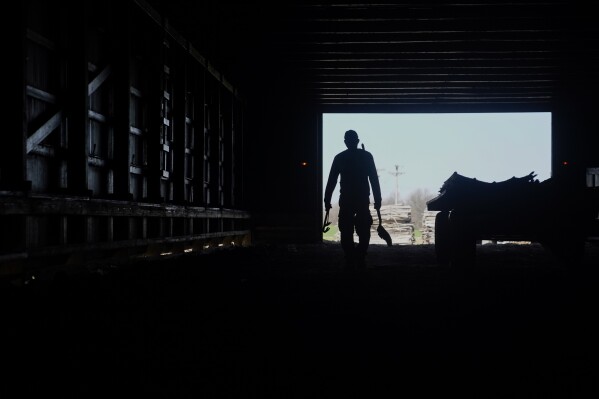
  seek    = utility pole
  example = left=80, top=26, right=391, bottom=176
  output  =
left=389, top=165, right=404, bottom=205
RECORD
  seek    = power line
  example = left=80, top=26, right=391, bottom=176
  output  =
left=389, top=165, right=404, bottom=205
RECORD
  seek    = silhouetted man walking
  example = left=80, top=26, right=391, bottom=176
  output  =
left=324, top=129, right=382, bottom=269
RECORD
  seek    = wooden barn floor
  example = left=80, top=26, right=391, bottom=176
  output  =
left=3, top=242, right=599, bottom=398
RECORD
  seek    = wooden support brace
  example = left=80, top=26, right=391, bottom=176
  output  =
left=26, top=111, right=62, bottom=153
left=88, top=65, right=112, bottom=96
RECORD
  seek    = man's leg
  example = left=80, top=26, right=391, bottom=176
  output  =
left=338, top=207, right=356, bottom=268
left=355, top=207, right=373, bottom=267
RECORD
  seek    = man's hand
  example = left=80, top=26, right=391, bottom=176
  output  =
left=374, top=202, right=381, bottom=210
left=325, top=202, right=332, bottom=210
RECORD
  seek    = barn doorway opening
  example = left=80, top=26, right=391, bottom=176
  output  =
left=322, top=112, right=552, bottom=244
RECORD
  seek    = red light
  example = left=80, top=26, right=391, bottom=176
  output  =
left=562, top=161, right=568, bottom=166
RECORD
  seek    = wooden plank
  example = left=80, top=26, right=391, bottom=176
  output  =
left=25, top=28, right=55, bottom=50
left=88, top=157, right=106, bottom=168
left=130, top=86, right=143, bottom=97
left=26, top=112, right=62, bottom=153
left=189, top=45, right=206, bottom=68
left=129, top=126, right=143, bottom=136
left=88, top=64, right=112, bottom=96
left=0, top=195, right=251, bottom=219
left=19, top=230, right=251, bottom=258
left=29, top=145, right=55, bottom=157
left=26, top=85, right=57, bottom=104
left=66, top=5, right=89, bottom=192
left=129, top=165, right=144, bottom=175
left=88, top=110, right=107, bottom=123
left=132, top=1, right=240, bottom=98
left=131, top=0, right=162, bottom=27
left=587, top=167, right=599, bottom=184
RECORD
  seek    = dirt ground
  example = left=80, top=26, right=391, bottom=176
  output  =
left=3, top=241, right=599, bottom=398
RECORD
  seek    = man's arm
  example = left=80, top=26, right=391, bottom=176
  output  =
left=368, top=154, right=382, bottom=209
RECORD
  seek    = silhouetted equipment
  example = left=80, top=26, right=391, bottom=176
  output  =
left=376, top=209, right=393, bottom=247
left=427, top=171, right=599, bottom=268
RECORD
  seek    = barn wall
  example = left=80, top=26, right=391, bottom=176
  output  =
left=1, top=0, right=250, bottom=277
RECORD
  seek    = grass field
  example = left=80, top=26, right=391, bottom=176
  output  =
left=323, top=225, right=338, bottom=241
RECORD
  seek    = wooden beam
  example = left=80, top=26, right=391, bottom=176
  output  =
left=35, top=230, right=250, bottom=255
left=26, top=85, right=57, bottom=104
left=132, top=0, right=241, bottom=100
left=25, top=28, right=55, bottom=50
left=26, top=112, right=62, bottom=154
left=0, top=195, right=251, bottom=219
left=88, top=64, right=112, bottom=96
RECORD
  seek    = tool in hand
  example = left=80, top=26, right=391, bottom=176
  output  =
left=376, top=208, right=392, bottom=246
left=322, top=209, right=331, bottom=233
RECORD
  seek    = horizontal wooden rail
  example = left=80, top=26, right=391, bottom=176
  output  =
left=0, top=194, right=250, bottom=219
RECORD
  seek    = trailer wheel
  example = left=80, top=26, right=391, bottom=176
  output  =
left=543, top=234, right=586, bottom=267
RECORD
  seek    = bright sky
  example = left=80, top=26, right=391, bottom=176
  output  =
left=323, top=112, right=552, bottom=204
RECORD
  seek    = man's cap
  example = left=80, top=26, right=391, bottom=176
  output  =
left=344, top=130, right=359, bottom=141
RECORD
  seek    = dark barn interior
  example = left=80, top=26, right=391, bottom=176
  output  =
left=3, top=0, right=599, bottom=397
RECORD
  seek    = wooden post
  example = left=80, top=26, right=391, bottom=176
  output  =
left=1, top=2, right=27, bottom=190
left=65, top=2, right=90, bottom=195
left=145, top=22, right=164, bottom=203
left=112, top=2, right=132, bottom=200
left=172, top=44, right=187, bottom=204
